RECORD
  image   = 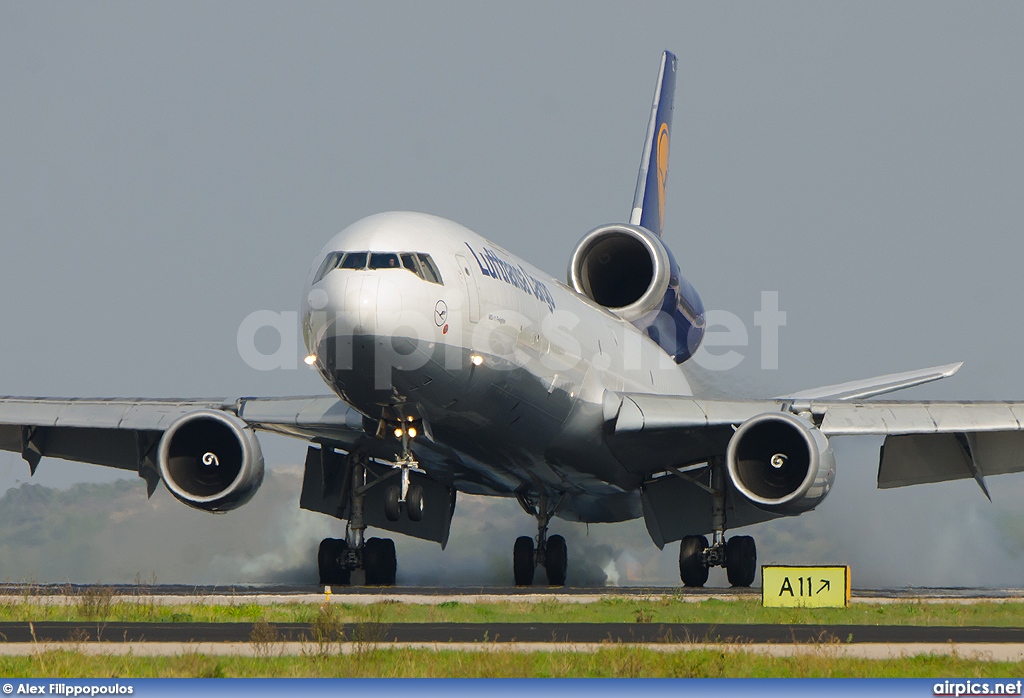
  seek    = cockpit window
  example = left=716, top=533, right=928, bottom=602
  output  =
left=369, top=253, right=400, bottom=270
left=340, top=252, right=368, bottom=269
left=313, top=251, right=344, bottom=283
left=400, top=253, right=420, bottom=274
left=417, top=254, right=443, bottom=284
left=314, top=250, right=443, bottom=285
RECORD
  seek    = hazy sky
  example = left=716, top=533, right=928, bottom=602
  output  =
left=1, top=2, right=1024, bottom=587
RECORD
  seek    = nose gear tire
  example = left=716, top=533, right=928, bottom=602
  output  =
left=407, top=484, right=424, bottom=522
left=384, top=486, right=401, bottom=522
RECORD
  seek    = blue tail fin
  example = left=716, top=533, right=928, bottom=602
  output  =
left=630, top=51, right=677, bottom=237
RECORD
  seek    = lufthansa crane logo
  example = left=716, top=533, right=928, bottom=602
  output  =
left=656, top=122, right=670, bottom=232
left=434, top=300, right=448, bottom=327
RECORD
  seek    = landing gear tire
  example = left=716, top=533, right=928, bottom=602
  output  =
left=725, top=535, right=757, bottom=587
left=679, top=535, right=710, bottom=587
left=364, top=537, right=397, bottom=586
left=406, top=484, right=424, bottom=522
left=513, top=536, right=535, bottom=586
left=544, top=534, right=568, bottom=586
left=318, top=538, right=351, bottom=586
left=384, top=486, right=401, bottom=522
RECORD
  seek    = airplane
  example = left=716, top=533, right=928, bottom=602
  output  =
left=1, top=50, right=1021, bottom=588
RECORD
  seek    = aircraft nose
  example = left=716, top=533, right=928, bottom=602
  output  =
left=351, top=276, right=377, bottom=331
left=321, top=274, right=403, bottom=336
left=352, top=276, right=404, bottom=332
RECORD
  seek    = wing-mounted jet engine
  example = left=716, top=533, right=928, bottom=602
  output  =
left=157, top=410, right=265, bottom=512
left=568, top=223, right=705, bottom=362
left=726, top=412, right=836, bottom=515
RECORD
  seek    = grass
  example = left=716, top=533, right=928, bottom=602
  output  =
left=3, top=592, right=1023, bottom=677
left=2, top=593, right=1024, bottom=627
left=1, top=647, right=1023, bottom=677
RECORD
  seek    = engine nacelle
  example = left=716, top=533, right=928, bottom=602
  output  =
left=726, top=412, right=836, bottom=515
left=157, top=410, right=265, bottom=512
left=568, top=223, right=705, bottom=363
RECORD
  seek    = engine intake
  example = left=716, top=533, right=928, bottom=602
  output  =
left=157, top=410, right=265, bottom=512
left=571, top=224, right=666, bottom=317
left=568, top=224, right=705, bottom=362
left=726, top=412, right=835, bottom=515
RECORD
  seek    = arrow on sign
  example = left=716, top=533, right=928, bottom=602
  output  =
left=817, top=579, right=831, bottom=594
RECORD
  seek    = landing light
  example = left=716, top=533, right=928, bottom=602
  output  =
left=470, top=354, right=484, bottom=367
left=408, top=427, right=417, bottom=438
left=303, top=354, right=317, bottom=366
left=393, top=428, right=403, bottom=439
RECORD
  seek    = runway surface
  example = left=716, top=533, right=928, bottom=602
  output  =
left=2, top=583, right=1023, bottom=605
left=3, top=621, right=1024, bottom=644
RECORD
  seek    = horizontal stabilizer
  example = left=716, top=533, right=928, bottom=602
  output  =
left=776, top=362, right=963, bottom=403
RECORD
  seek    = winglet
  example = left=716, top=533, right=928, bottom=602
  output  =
left=630, top=51, right=677, bottom=237
left=777, top=362, right=963, bottom=402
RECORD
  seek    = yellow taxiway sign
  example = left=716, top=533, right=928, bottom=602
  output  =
left=761, top=565, right=850, bottom=607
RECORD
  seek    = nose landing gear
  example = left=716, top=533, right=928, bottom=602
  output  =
left=383, top=452, right=425, bottom=523
left=383, top=421, right=425, bottom=523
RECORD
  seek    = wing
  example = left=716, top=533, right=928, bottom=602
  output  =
left=604, top=390, right=1024, bottom=546
left=810, top=399, right=1024, bottom=496
left=604, top=391, right=1024, bottom=494
left=0, top=395, right=367, bottom=493
left=0, top=394, right=461, bottom=545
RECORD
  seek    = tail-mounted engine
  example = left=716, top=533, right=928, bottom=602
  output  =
left=726, top=412, right=835, bottom=515
left=568, top=224, right=705, bottom=363
left=157, top=410, right=265, bottom=512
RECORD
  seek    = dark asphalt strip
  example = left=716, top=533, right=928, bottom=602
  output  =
left=1, top=622, right=1023, bottom=644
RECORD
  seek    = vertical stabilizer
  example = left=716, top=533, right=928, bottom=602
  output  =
left=630, top=51, right=677, bottom=237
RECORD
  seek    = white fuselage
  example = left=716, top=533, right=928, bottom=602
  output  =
left=300, top=212, right=696, bottom=521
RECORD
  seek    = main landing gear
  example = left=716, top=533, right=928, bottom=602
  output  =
left=513, top=490, right=567, bottom=586
left=317, top=452, right=398, bottom=586
left=677, top=457, right=757, bottom=588
left=318, top=421, right=429, bottom=586
left=679, top=533, right=757, bottom=587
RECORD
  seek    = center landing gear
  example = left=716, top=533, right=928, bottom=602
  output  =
left=513, top=490, right=567, bottom=586
left=678, top=457, right=757, bottom=588
left=318, top=452, right=398, bottom=586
